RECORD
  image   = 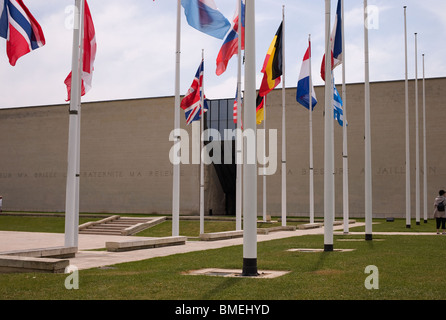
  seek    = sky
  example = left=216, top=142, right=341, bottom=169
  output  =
left=0, top=0, right=445, bottom=109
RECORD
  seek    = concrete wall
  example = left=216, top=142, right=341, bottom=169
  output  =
left=0, top=77, right=445, bottom=218
left=0, top=97, right=225, bottom=215
left=260, top=77, right=446, bottom=218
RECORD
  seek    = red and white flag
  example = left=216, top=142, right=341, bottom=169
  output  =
left=65, top=0, right=97, bottom=101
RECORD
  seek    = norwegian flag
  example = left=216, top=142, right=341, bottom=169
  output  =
left=181, top=60, right=208, bottom=125
left=0, top=0, right=46, bottom=66
left=65, top=0, right=97, bottom=101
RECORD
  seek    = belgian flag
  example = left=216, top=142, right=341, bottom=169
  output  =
left=258, top=22, right=283, bottom=97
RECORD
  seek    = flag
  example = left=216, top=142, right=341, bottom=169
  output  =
left=64, top=0, right=97, bottom=101
left=333, top=79, right=344, bottom=126
left=0, top=0, right=45, bottom=66
left=256, top=94, right=264, bottom=125
left=259, top=22, right=282, bottom=97
left=181, top=60, right=208, bottom=125
left=233, top=85, right=239, bottom=124
left=321, top=0, right=342, bottom=81
left=215, top=0, right=245, bottom=76
left=181, top=0, right=230, bottom=40
left=296, top=41, right=317, bottom=110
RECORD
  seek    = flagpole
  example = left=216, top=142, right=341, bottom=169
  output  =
left=200, top=49, right=205, bottom=235
left=414, top=32, right=420, bottom=226
left=172, top=0, right=181, bottom=237
left=364, top=0, right=373, bottom=241
left=324, top=0, right=334, bottom=251
left=281, top=5, right=287, bottom=227
left=422, top=53, right=427, bottom=223
left=404, top=6, right=411, bottom=229
left=263, top=97, right=267, bottom=222
left=65, top=0, right=84, bottom=248
left=242, top=0, right=258, bottom=277
left=308, top=34, right=315, bottom=225
left=236, top=0, right=243, bottom=231
left=341, top=0, right=349, bottom=234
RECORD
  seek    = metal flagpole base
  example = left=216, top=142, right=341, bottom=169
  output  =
left=365, top=234, right=373, bottom=241
left=406, top=225, right=411, bottom=229
left=416, top=221, right=420, bottom=225
left=242, top=258, right=258, bottom=276
left=324, top=244, right=333, bottom=252
left=424, top=220, right=428, bottom=223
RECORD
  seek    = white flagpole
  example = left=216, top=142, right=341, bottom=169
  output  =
left=236, top=0, right=243, bottom=231
left=242, top=0, right=258, bottom=276
left=324, top=0, right=334, bottom=251
left=281, top=5, right=287, bottom=227
left=263, top=97, right=267, bottom=222
left=404, top=6, right=411, bottom=229
left=172, top=0, right=181, bottom=237
left=65, top=0, right=84, bottom=248
left=422, top=53, right=428, bottom=223
left=200, top=50, right=205, bottom=235
left=414, top=32, right=420, bottom=226
left=364, top=0, right=373, bottom=241
left=341, top=0, right=349, bottom=235
left=308, top=34, right=315, bottom=225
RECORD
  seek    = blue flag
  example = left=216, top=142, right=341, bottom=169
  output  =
left=181, top=0, right=230, bottom=40
left=333, top=80, right=344, bottom=126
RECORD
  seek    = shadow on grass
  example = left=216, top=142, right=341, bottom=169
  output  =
left=199, top=277, right=242, bottom=300
left=309, top=251, right=330, bottom=272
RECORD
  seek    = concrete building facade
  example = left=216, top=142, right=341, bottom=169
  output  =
left=0, top=77, right=445, bottom=219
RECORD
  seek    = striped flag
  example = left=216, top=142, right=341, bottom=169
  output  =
left=321, top=0, right=342, bottom=81
left=181, top=60, right=208, bottom=125
left=296, top=40, right=317, bottom=110
left=215, top=0, right=245, bottom=75
left=259, top=22, right=282, bottom=97
left=0, top=0, right=45, bottom=66
left=256, top=94, right=265, bottom=125
left=233, top=85, right=239, bottom=124
left=64, top=0, right=97, bottom=101
left=333, top=80, right=344, bottom=126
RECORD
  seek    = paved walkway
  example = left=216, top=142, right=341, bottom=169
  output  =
left=0, top=222, right=439, bottom=271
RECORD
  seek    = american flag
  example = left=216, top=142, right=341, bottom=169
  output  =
left=233, top=86, right=238, bottom=124
left=181, top=60, right=208, bottom=125
left=0, top=0, right=46, bottom=66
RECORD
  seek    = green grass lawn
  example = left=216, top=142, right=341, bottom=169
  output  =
left=0, top=215, right=445, bottom=300
left=1, top=233, right=445, bottom=300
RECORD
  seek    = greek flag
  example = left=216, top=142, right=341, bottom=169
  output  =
left=333, top=80, right=344, bottom=126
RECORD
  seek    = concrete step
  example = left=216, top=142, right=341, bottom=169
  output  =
left=79, top=229, right=122, bottom=235
left=78, top=216, right=165, bottom=236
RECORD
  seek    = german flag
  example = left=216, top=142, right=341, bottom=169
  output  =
left=259, top=22, right=283, bottom=97
left=256, top=94, right=265, bottom=125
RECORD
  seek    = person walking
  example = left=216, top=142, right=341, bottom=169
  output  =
left=433, top=190, right=446, bottom=234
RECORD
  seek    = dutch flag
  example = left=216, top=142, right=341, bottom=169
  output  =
left=296, top=41, right=317, bottom=110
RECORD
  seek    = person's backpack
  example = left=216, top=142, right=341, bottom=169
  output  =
left=438, top=200, right=445, bottom=212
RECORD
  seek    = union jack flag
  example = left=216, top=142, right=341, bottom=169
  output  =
left=0, top=0, right=45, bottom=66
left=181, top=60, right=208, bottom=125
